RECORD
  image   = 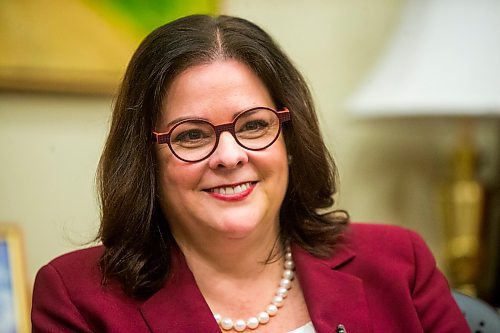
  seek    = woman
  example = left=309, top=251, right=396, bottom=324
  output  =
left=31, top=15, right=469, bottom=332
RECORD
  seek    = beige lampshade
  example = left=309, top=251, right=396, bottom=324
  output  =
left=349, top=0, right=500, bottom=117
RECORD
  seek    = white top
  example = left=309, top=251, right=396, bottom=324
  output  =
left=288, top=322, right=316, bottom=333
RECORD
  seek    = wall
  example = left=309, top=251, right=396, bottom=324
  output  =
left=0, top=93, right=109, bottom=284
left=0, top=0, right=498, bottom=288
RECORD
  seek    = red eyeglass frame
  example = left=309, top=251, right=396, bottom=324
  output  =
left=152, top=107, right=291, bottom=162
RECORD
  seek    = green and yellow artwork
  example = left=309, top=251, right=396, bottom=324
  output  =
left=0, top=0, right=218, bottom=94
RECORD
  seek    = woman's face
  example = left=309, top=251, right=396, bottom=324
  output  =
left=155, top=59, right=289, bottom=244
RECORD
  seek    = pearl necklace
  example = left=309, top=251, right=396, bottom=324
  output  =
left=213, top=246, right=295, bottom=332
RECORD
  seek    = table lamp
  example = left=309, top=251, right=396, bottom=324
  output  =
left=348, top=0, right=500, bottom=296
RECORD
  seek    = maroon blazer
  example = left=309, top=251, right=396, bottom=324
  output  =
left=32, top=224, right=470, bottom=332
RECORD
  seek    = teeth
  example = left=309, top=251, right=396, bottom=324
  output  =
left=212, top=182, right=251, bottom=195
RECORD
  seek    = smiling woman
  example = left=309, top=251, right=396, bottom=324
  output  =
left=31, top=15, right=469, bottom=333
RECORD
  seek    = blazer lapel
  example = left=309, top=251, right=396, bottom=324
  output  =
left=140, top=241, right=373, bottom=333
left=293, top=244, right=373, bottom=333
left=139, top=253, right=220, bottom=333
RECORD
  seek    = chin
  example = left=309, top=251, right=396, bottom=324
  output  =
left=212, top=211, right=276, bottom=239
left=215, top=219, right=259, bottom=237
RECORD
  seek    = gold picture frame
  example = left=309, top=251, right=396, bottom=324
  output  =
left=0, top=224, right=30, bottom=333
left=0, top=0, right=218, bottom=95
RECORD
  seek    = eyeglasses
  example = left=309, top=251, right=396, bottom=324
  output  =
left=153, top=107, right=290, bottom=162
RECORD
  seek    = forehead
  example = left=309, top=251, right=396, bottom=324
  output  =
left=159, top=60, right=274, bottom=125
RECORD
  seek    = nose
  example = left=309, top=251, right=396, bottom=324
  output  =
left=208, top=131, right=248, bottom=169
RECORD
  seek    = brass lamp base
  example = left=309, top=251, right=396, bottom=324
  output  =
left=441, top=121, right=484, bottom=296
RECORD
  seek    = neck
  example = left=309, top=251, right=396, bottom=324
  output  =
left=174, top=224, right=282, bottom=279
left=171, top=223, right=296, bottom=331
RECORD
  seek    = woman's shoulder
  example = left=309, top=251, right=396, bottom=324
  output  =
left=341, top=222, right=434, bottom=270
left=51, top=245, right=103, bottom=261
left=36, top=245, right=104, bottom=287
left=347, top=222, right=419, bottom=238
left=33, top=245, right=135, bottom=317
left=46, top=245, right=103, bottom=269
left=346, top=222, right=426, bottom=250
left=32, top=247, right=148, bottom=331
left=335, top=223, right=468, bottom=331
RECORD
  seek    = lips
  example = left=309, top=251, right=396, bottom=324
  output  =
left=204, top=181, right=256, bottom=201
left=209, top=182, right=253, bottom=195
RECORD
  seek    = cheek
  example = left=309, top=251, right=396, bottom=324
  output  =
left=260, top=139, right=288, bottom=185
left=272, top=137, right=289, bottom=171
left=156, top=152, right=201, bottom=198
left=276, top=141, right=290, bottom=192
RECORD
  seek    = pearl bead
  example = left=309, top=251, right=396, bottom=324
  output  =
left=214, top=313, right=221, bottom=324
left=247, top=317, right=259, bottom=329
left=234, top=319, right=246, bottom=331
left=280, top=278, right=292, bottom=289
left=267, top=304, right=279, bottom=316
left=277, top=286, right=288, bottom=297
left=283, top=269, right=294, bottom=280
left=258, top=311, right=270, bottom=324
left=284, top=260, right=295, bottom=269
left=221, top=317, right=233, bottom=330
left=272, top=295, right=284, bottom=307
left=285, top=252, right=292, bottom=260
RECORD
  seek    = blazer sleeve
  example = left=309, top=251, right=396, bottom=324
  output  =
left=32, top=263, right=93, bottom=333
left=408, top=230, right=470, bottom=332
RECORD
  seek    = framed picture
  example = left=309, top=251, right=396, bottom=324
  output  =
left=0, top=0, right=218, bottom=95
left=0, top=225, right=29, bottom=333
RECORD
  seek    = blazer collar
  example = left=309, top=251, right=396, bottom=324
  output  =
left=293, top=239, right=373, bottom=333
left=140, top=235, right=372, bottom=333
left=139, top=253, right=220, bottom=333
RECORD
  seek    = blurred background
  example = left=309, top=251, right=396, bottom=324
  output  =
left=0, top=0, right=499, bottom=327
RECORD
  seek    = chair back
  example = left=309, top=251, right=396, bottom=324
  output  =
left=452, top=290, right=500, bottom=333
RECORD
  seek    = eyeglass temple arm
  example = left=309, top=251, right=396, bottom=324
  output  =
left=277, top=108, right=291, bottom=122
left=152, top=132, right=169, bottom=144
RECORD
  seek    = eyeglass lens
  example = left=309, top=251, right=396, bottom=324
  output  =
left=169, top=108, right=282, bottom=162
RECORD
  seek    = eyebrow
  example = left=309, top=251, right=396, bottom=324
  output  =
left=164, top=116, right=203, bottom=129
left=163, top=107, right=263, bottom=129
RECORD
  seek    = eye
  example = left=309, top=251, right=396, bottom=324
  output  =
left=171, top=124, right=214, bottom=149
left=174, top=129, right=207, bottom=142
left=239, top=119, right=269, bottom=132
left=235, top=108, right=279, bottom=141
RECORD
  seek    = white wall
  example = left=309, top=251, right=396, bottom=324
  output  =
left=0, top=0, right=498, bottom=288
left=0, top=94, right=109, bottom=283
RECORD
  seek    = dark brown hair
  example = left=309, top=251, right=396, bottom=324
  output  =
left=97, top=14, right=348, bottom=299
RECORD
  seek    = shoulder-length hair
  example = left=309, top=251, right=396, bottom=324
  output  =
left=97, top=14, right=348, bottom=299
